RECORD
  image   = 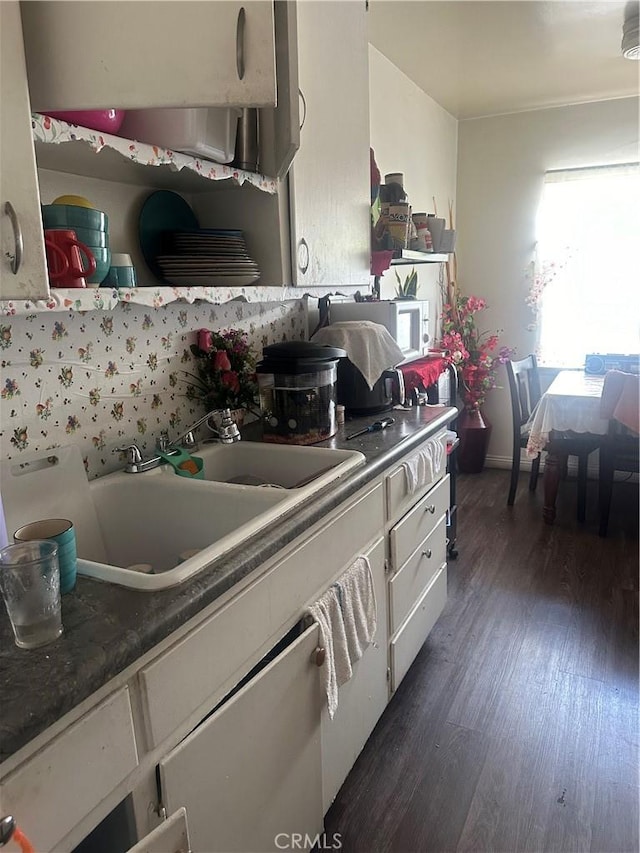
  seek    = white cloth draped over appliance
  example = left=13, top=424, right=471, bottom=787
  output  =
left=402, top=438, right=445, bottom=496
left=311, top=321, right=405, bottom=390
left=306, top=555, right=377, bottom=719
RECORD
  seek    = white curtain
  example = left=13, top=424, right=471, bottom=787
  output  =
left=535, top=163, right=640, bottom=368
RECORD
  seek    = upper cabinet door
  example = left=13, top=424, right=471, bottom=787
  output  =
left=0, top=2, right=49, bottom=300
left=288, top=0, right=371, bottom=287
left=20, top=1, right=276, bottom=111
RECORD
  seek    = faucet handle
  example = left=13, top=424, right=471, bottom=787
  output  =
left=156, top=430, right=171, bottom=453
left=114, top=444, right=143, bottom=465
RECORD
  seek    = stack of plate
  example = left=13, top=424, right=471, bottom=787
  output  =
left=156, top=229, right=261, bottom=287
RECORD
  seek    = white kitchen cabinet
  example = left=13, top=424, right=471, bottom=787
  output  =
left=0, top=687, right=138, bottom=853
left=158, top=624, right=323, bottom=853
left=386, top=431, right=450, bottom=693
left=0, top=1, right=49, bottom=300
left=320, top=536, right=388, bottom=813
left=20, top=1, right=277, bottom=111
left=127, top=808, right=191, bottom=853
left=287, top=0, right=371, bottom=287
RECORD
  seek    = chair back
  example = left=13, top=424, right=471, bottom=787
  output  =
left=506, top=355, right=542, bottom=434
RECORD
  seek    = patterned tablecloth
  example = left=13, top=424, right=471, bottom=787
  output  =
left=526, top=370, right=609, bottom=457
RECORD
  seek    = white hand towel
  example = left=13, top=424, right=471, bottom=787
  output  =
left=307, top=555, right=377, bottom=719
left=402, top=438, right=445, bottom=496
left=312, top=321, right=405, bottom=390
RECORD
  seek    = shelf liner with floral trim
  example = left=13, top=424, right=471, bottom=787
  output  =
left=0, top=286, right=305, bottom=317
left=32, top=113, right=278, bottom=194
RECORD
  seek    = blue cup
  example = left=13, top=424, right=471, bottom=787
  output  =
left=14, top=518, right=77, bottom=594
left=102, top=264, right=137, bottom=288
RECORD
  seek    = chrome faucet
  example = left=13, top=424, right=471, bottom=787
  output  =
left=169, top=408, right=241, bottom=449
left=114, top=408, right=241, bottom=473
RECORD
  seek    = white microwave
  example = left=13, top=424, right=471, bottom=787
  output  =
left=318, top=299, right=430, bottom=362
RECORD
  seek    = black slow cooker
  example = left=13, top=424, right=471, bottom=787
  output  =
left=256, top=341, right=346, bottom=444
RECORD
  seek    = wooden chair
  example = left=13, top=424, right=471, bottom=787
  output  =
left=506, top=355, right=599, bottom=520
left=506, top=355, right=542, bottom=506
left=598, top=372, right=640, bottom=537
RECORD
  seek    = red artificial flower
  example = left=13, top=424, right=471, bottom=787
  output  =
left=213, top=349, right=231, bottom=371
left=221, top=370, right=240, bottom=393
left=198, top=329, right=214, bottom=353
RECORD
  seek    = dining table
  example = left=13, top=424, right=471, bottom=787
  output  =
left=526, top=370, right=609, bottom=524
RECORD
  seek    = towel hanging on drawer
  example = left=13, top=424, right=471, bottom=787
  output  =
left=402, top=438, right=445, bottom=496
left=307, top=555, right=377, bottom=719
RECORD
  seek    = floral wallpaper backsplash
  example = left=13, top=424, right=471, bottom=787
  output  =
left=0, top=300, right=306, bottom=478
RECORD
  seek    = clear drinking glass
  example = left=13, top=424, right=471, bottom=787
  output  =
left=0, top=540, right=63, bottom=649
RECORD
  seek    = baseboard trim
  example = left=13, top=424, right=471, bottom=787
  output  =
left=484, top=453, right=601, bottom=478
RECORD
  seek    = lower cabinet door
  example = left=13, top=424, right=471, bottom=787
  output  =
left=127, top=808, right=190, bottom=853
left=390, top=565, right=447, bottom=693
left=159, top=625, right=323, bottom=853
left=320, top=537, right=388, bottom=812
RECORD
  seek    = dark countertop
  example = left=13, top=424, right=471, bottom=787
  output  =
left=0, top=405, right=456, bottom=762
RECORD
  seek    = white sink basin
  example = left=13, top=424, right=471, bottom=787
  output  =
left=77, top=444, right=365, bottom=590
left=158, top=441, right=362, bottom=489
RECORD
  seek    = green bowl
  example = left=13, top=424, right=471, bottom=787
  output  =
left=42, top=204, right=108, bottom=231
left=62, top=226, right=109, bottom=248
left=87, top=247, right=111, bottom=284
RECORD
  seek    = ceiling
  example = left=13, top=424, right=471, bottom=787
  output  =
left=368, top=1, right=640, bottom=119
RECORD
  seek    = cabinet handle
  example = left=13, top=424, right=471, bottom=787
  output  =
left=297, top=237, right=309, bottom=274
left=312, top=646, right=326, bottom=667
left=422, top=549, right=432, bottom=559
left=425, top=504, right=436, bottom=514
left=236, top=7, right=246, bottom=81
left=299, top=88, right=307, bottom=131
left=4, top=201, right=23, bottom=274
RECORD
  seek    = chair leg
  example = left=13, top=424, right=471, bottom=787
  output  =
left=576, top=453, right=588, bottom=523
left=508, top=445, right=521, bottom=506
left=529, top=454, right=541, bottom=492
left=599, top=446, right=614, bottom=537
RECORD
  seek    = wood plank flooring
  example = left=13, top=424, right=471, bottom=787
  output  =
left=323, top=470, right=639, bottom=853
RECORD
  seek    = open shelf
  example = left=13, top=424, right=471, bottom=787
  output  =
left=391, top=250, right=449, bottom=265
left=0, top=285, right=305, bottom=316
left=32, top=113, right=278, bottom=194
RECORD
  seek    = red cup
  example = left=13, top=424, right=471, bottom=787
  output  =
left=44, top=229, right=96, bottom=288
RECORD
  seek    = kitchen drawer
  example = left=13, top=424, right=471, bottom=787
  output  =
left=390, top=474, right=449, bottom=570
left=1, top=687, right=138, bottom=852
left=390, top=565, right=447, bottom=692
left=389, top=515, right=447, bottom=634
left=386, top=429, right=447, bottom=523
left=139, top=481, right=384, bottom=749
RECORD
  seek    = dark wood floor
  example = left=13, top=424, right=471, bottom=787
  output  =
left=324, top=469, right=639, bottom=853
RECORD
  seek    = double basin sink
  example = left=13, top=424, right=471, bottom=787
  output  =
left=77, top=442, right=365, bottom=590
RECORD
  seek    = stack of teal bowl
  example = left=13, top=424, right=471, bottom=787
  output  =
left=41, top=195, right=111, bottom=286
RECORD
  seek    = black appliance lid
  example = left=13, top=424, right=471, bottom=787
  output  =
left=262, top=341, right=346, bottom=360
left=257, top=340, right=346, bottom=375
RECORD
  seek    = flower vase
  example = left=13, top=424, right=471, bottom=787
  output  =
left=456, top=407, right=492, bottom=473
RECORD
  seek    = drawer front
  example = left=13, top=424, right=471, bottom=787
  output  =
left=389, top=515, right=447, bottom=634
left=1, top=687, right=138, bottom=852
left=390, top=474, right=449, bottom=569
left=390, top=565, right=447, bottom=692
left=140, top=482, right=384, bottom=749
left=386, top=429, right=447, bottom=523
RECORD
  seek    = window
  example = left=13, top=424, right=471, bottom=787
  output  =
left=534, top=163, right=640, bottom=368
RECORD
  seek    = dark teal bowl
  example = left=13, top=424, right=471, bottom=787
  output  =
left=87, top=248, right=111, bottom=284
left=42, top=204, right=108, bottom=231
left=70, top=226, right=109, bottom=248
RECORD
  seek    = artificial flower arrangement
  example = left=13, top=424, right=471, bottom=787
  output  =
left=185, top=328, right=258, bottom=411
left=440, top=281, right=513, bottom=411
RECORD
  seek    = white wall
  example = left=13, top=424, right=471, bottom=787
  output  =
left=368, top=45, right=458, bottom=344
left=456, top=97, right=640, bottom=466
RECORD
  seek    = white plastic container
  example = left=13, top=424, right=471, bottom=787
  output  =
left=119, top=107, right=241, bottom=164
